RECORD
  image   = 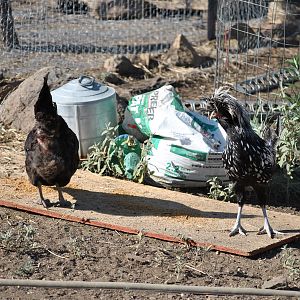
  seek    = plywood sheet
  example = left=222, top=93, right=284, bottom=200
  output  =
left=0, top=170, right=299, bottom=256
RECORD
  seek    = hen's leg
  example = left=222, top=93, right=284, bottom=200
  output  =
left=37, top=183, right=49, bottom=208
left=229, top=182, right=247, bottom=237
left=257, top=206, right=284, bottom=238
left=254, top=184, right=284, bottom=238
left=229, top=204, right=247, bottom=236
left=56, top=184, right=71, bottom=208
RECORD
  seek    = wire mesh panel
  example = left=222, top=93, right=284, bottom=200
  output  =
left=0, top=0, right=207, bottom=77
left=215, top=0, right=300, bottom=109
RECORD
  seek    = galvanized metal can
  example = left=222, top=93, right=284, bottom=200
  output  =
left=51, top=75, right=117, bottom=158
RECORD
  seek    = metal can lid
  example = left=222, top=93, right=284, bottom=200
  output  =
left=51, top=75, right=115, bottom=105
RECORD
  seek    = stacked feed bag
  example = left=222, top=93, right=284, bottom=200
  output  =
left=123, top=85, right=229, bottom=187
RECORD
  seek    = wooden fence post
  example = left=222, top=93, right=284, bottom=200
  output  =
left=0, top=0, right=19, bottom=49
left=207, top=0, right=218, bottom=40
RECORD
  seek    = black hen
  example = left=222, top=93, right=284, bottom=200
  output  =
left=25, top=77, right=79, bottom=208
left=209, top=88, right=282, bottom=238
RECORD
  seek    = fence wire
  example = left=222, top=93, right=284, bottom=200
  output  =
left=215, top=0, right=300, bottom=109
left=0, top=0, right=207, bottom=77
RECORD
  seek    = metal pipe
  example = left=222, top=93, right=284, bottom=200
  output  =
left=0, top=279, right=299, bottom=297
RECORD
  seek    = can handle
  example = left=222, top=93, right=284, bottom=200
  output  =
left=79, top=75, right=95, bottom=87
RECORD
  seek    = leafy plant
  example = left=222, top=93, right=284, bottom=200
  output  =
left=15, top=259, right=36, bottom=277
left=132, top=139, right=153, bottom=183
left=81, top=124, right=152, bottom=183
left=250, top=56, right=300, bottom=178
left=81, top=123, right=119, bottom=174
left=280, top=245, right=300, bottom=280
left=68, top=237, right=88, bottom=259
left=207, top=177, right=235, bottom=201
left=250, top=99, right=270, bottom=136
left=276, top=56, right=300, bottom=177
left=0, top=223, right=38, bottom=253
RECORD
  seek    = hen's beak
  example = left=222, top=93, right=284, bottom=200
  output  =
left=209, top=111, right=219, bottom=119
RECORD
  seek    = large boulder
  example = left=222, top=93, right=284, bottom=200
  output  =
left=0, top=67, right=67, bottom=133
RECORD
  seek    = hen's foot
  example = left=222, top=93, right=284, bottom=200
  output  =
left=257, top=225, right=284, bottom=238
left=37, top=198, right=51, bottom=208
left=37, top=184, right=50, bottom=208
left=259, top=206, right=285, bottom=238
left=229, top=225, right=247, bottom=237
left=56, top=185, right=72, bottom=208
left=57, top=199, right=72, bottom=208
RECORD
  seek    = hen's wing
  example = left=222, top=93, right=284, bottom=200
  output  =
left=24, top=129, right=36, bottom=153
left=24, top=128, right=40, bottom=186
left=57, top=116, right=79, bottom=178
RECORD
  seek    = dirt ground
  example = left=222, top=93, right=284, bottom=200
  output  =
left=0, top=72, right=300, bottom=299
left=0, top=0, right=300, bottom=296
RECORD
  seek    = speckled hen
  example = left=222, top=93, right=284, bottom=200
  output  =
left=25, top=77, right=79, bottom=208
left=209, top=88, right=282, bottom=238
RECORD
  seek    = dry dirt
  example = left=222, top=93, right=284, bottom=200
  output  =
left=0, top=78, right=300, bottom=300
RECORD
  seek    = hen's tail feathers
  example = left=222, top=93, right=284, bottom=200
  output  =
left=34, top=77, right=57, bottom=117
left=262, top=112, right=281, bottom=148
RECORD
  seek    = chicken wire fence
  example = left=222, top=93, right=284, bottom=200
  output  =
left=215, top=0, right=300, bottom=111
left=0, top=0, right=207, bottom=77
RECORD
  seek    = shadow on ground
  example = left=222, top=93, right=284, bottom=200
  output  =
left=64, top=187, right=257, bottom=219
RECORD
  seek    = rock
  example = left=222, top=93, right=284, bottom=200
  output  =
left=83, top=0, right=155, bottom=20
left=265, top=1, right=300, bottom=41
left=0, top=71, right=3, bottom=81
left=196, top=40, right=217, bottom=58
left=102, top=72, right=125, bottom=85
left=113, top=86, right=132, bottom=102
left=118, top=76, right=169, bottom=96
left=116, top=92, right=130, bottom=124
left=164, top=34, right=214, bottom=68
left=262, top=276, right=288, bottom=290
left=0, top=79, right=23, bottom=105
left=0, top=67, right=66, bottom=133
left=138, top=53, right=159, bottom=70
left=104, top=56, right=145, bottom=79
left=268, top=1, right=300, bottom=26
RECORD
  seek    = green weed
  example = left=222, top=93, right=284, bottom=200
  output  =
left=280, top=245, right=300, bottom=280
left=207, top=177, right=235, bottom=201
left=81, top=124, right=152, bottom=184
left=15, top=259, right=36, bottom=277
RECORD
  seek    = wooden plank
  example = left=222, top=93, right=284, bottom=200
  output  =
left=1, top=171, right=299, bottom=257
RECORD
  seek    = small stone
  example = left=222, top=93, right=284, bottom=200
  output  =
left=138, top=53, right=159, bottom=69
left=102, top=72, right=125, bottom=85
left=104, top=56, right=145, bottom=79
left=262, top=276, right=288, bottom=289
left=164, top=34, right=214, bottom=68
